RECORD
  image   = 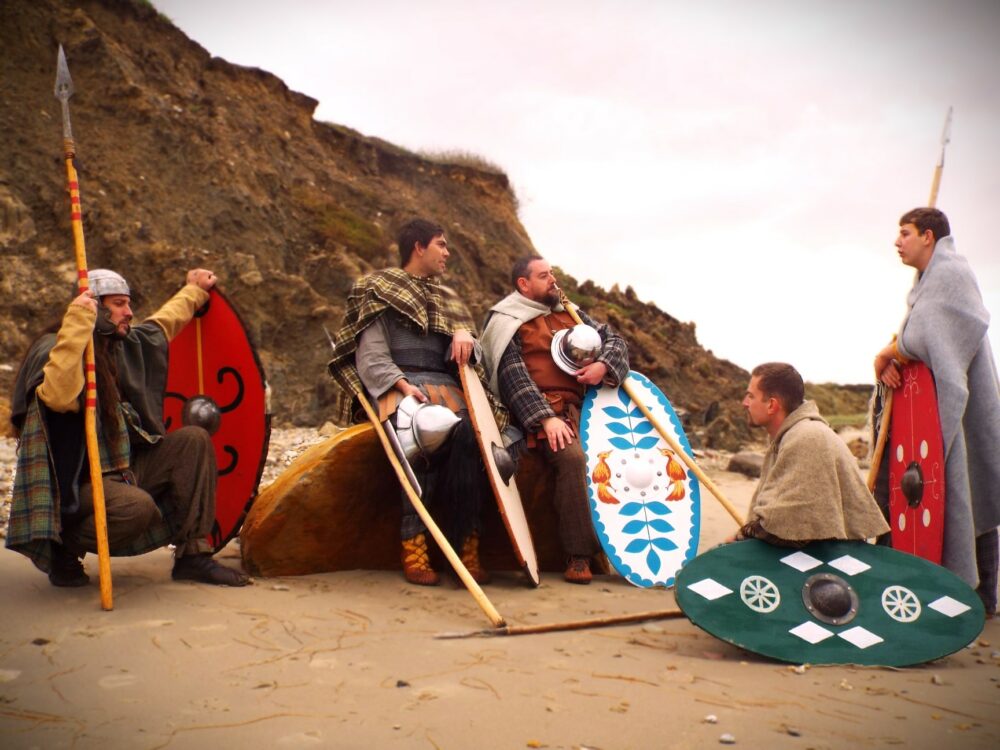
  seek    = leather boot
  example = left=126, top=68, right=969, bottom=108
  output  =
left=564, top=556, right=593, bottom=584
left=460, top=532, right=490, bottom=585
left=401, top=533, right=440, bottom=586
left=48, top=543, right=89, bottom=587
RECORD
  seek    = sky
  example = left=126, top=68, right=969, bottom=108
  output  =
left=154, top=0, right=1000, bottom=385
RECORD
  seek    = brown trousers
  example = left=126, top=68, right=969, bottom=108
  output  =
left=536, top=437, right=600, bottom=558
left=65, top=426, right=216, bottom=558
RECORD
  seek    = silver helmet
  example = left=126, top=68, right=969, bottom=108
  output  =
left=88, top=269, right=130, bottom=298
left=394, top=395, right=461, bottom=460
left=550, top=323, right=602, bottom=376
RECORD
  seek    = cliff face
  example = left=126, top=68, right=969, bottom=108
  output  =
left=0, top=0, right=750, bottom=447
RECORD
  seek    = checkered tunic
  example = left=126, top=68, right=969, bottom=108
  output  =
left=327, top=268, right=507, bottom=429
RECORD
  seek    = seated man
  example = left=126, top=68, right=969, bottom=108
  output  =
left=727, top=362, right=889, bottom=546
left=481, top=255, right=629, bottom=583
left=327, top=218, right=499, bottom=586
left=8, top=268, right=249, bottom=587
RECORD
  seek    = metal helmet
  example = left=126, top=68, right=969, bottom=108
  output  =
left=88, top=269, right=130, bottom=298
left=394, top=394, right=461, bottom=460
left=550, top=323, right=602, bottom=376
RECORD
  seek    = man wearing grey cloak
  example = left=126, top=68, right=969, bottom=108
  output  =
left=874, top=207, right=1000, bottom=614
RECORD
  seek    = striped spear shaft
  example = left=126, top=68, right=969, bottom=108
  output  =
left=55, top=45, right=113, bottom=610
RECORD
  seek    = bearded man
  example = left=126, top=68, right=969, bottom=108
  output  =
left=481, top=255, right=629, bottom=583
left=8, top=269, right=248, bottom=587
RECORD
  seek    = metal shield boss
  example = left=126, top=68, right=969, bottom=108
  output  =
left=551, top=324, right=602, bottom=375
left=394, top=394, right=461, bottom=460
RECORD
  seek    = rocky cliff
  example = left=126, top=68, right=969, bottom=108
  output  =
left=0, top=0, right=752, bottom=446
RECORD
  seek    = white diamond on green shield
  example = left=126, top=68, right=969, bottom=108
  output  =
left=688, top=578, right=733, bottom=601
left=780, top=551, right=823, bottom=572
left=789, top=621, right=834, bottom=644
left=827, top=555, right=871, bottom=576
left=928, top=596, right=971, bottom=617
left=838, top=626, right=883, bottom=649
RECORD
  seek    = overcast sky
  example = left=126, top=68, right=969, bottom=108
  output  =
left=154, top=0, right=1000, bottom=385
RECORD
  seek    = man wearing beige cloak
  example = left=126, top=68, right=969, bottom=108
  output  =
left=727, top=362, right=889, bottom=546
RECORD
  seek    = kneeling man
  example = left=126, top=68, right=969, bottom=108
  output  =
left=728, top=362, right=889, bottom=546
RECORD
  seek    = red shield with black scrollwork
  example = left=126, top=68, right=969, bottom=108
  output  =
left=163, top=289, right=271, bottom=552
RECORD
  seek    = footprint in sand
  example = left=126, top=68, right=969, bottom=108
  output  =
left=99, top=674, right=138, bottom=689
left=276, top=731, right=323, bottom=746
left=309, top=657, right=338, bottom=670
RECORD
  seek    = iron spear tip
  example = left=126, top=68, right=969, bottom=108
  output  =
left=55, top=45, right=74, bottom=101
left=940, top=106, right=953, bottom=146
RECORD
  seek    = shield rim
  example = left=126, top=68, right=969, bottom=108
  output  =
left=580, top=369, right=701, bottom=588
left=459, top=364, right=540, bottom=586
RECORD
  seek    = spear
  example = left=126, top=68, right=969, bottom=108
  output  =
left=866, top=106, right=953, bottom=493
left=323, top=327, right=506, bottom=628
left=55, top=45, right=114, bottom=610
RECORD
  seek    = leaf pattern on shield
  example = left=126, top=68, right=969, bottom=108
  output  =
left=593, top=385, right=679, bottom=576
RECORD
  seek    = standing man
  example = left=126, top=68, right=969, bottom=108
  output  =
left=727, top=363, right=889, bottom=546
left=480, top=256, right=629, bottom=583
left=327, top=218, right=498, bottom=586
left=873, top=207, right=1000, bottom=614
left=8, top=268, right=249, bottom=587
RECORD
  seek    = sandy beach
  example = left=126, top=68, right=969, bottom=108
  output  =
left=1, top=441, right=998, bottom=750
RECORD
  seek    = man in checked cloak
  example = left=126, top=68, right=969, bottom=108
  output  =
left=327, top=218, right=504, bottom=586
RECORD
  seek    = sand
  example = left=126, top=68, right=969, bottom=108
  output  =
left=1, top=466, right=998, bottom=750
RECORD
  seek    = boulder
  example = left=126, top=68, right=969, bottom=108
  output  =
left=240, top=423, right=577, bottom=577
left=727, top=451, right=764, bottom=478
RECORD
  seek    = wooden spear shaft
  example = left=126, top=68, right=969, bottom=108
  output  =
left=558, top=292, right=744, bottom=526
left=56, top=46, right=113, bottom=610
left=355, top=390, right=506, bottom=628
left=436, top=608, right=685, bottom=639
left=867, top=106, right=952, bottom=493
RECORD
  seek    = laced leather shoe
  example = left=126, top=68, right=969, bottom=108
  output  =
left=460, top=532, right=490, bottom=585
left=564, top=556, right=593, bottom=584
left=172, top=553, right=250, bottom=586
left=401, top=533, right=440, bottom=586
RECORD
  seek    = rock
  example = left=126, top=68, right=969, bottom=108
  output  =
left=704, top=413, right=747, bottom=453
left=719, top=733, right=736, bottom=744
left=318, top=421, right=340, bottom=437
left=240, top=425, right=584, bottom=577
left=727, top=452, right=764, bottom=478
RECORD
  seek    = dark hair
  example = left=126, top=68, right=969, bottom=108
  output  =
left=899, top=207, right=950, bottom=242
left=751, top=362, right=804, bottom=414
left=510, top=255, right=544, bottom=290
left=397, top=219, right=444, bottom=266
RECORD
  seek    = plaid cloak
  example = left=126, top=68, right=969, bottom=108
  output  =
left=327, top=268, right=507, bottom=429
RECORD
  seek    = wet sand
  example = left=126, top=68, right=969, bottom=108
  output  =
left=1, top=467, right=998, bottom=749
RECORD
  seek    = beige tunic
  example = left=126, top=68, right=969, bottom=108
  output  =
left=749, top=401, right=890, bottom=542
